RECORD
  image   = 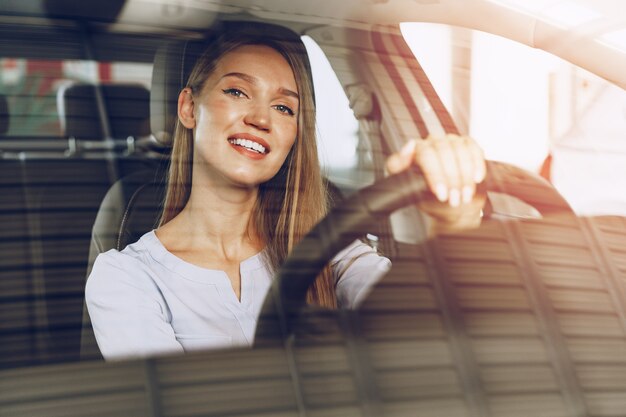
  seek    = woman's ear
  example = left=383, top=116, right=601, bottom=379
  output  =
left=178, top=88, right=196, bottom=129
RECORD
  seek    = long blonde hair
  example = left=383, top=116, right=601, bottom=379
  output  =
left=159, top=27, right=336, bottom=308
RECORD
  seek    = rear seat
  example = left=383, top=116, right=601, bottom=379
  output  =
left=0, top=83, right=162, bottom=369
left=59, top=82, right=150, bottom=143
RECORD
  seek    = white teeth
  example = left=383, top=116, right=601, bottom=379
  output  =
left=229, top=138, right=266, bottom=154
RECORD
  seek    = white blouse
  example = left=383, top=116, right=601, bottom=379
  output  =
left=85, top=230, right=390, bottom=360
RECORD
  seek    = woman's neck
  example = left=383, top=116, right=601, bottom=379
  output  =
left=159, top=178, right=263, bottom=261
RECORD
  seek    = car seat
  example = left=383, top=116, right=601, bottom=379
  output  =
left=59, top=83, right=151, bottom=142
left=78, top=38, right=193, bottom=359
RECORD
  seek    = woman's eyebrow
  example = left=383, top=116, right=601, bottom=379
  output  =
left=222, top=72, right=256, bottom=84
left=279, top=87, right=299, bottom=100
left=221, top=72, right=299, bottom=100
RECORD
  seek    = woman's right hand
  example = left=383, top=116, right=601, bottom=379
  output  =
left=385, top=134, right=486, bottom=233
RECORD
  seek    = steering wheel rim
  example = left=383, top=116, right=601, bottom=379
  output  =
left=254, top=161, right=573, bottom=346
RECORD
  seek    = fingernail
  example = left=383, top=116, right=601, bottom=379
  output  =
left=449, top=188, right=460, bottom=207
left=401, top=140, right=417, bottom=156
left=462, top=186, right=473, bottom=204
left=434, top=183, right=448, bottom=202
left=474, top=169, right=485, bottom=183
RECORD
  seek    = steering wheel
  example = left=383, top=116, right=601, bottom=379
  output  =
left=254, top=161, right=573, bottom=345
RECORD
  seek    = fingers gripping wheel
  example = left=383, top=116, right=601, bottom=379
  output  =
left=254, top=161, right=572, bottom=345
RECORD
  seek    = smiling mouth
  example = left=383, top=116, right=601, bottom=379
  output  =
left=227, top=138, right=268, bottom=154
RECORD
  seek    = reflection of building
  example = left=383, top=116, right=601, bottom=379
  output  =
left=551, top=78, right=626, bottom=215
left=1, top=58, right=151, bottom=91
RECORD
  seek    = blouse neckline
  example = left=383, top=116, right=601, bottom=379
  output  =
left=138, top=230, right=266, bottom=285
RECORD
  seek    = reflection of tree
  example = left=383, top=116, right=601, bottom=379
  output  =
left=0, top=72, right=61, bottom=137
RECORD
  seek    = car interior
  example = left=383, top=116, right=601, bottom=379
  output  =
left=3, top=1, right=626, bottom=416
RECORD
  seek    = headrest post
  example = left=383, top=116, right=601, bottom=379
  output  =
left=65, top=137, right=81, bottom=157
left=125, top=136, right=136, bottom=155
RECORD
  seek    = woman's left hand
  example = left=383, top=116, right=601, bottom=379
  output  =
left=385, top=134, right=486, bottom=233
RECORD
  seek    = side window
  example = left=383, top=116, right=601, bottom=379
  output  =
left=301, top=36, right=374, bottom=190
left=0, top=59, right=63, bottom=138
left=0, top=58, right=151, bottom=139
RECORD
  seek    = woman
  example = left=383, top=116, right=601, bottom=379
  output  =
left=86, top=26, right=485, bottom=360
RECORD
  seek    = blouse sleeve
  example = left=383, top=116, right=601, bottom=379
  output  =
left=331, top=240, right=391, bottom=309
left=85, top=250, right=184, bottom=360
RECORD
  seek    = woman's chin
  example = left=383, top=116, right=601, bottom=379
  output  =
left=231, top=163, right=284, bottom=185
left=226, top=172, right=274, bottom=189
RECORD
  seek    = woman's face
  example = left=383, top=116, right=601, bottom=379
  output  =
left=182, top=44, right=300, bottom=188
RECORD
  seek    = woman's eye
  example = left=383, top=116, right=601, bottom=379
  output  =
left=274, top=104, right=295, bottom=116
left=222, top=88, right=247, bottom=98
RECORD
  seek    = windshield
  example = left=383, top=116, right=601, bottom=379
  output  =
left=2, top=4, right=626, bottom=416
left=402, top=22, right=626, bottom=216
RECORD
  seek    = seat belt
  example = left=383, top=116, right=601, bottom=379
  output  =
left=346, top=83, right=398, bottom=258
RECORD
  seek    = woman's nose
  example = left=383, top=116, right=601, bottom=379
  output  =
left=244, top=103, right=271, bottom=132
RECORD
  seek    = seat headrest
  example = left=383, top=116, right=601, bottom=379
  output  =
left=59, top=83, right=150, bottom=140
left=149, top=21, right=309, bottom=147
left=149, top=39, right=204, bottom=146
left=0, top=94, right=8, bottom=135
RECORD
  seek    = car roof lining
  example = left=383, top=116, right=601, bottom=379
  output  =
left=5, top=0, right=626, bottom=89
